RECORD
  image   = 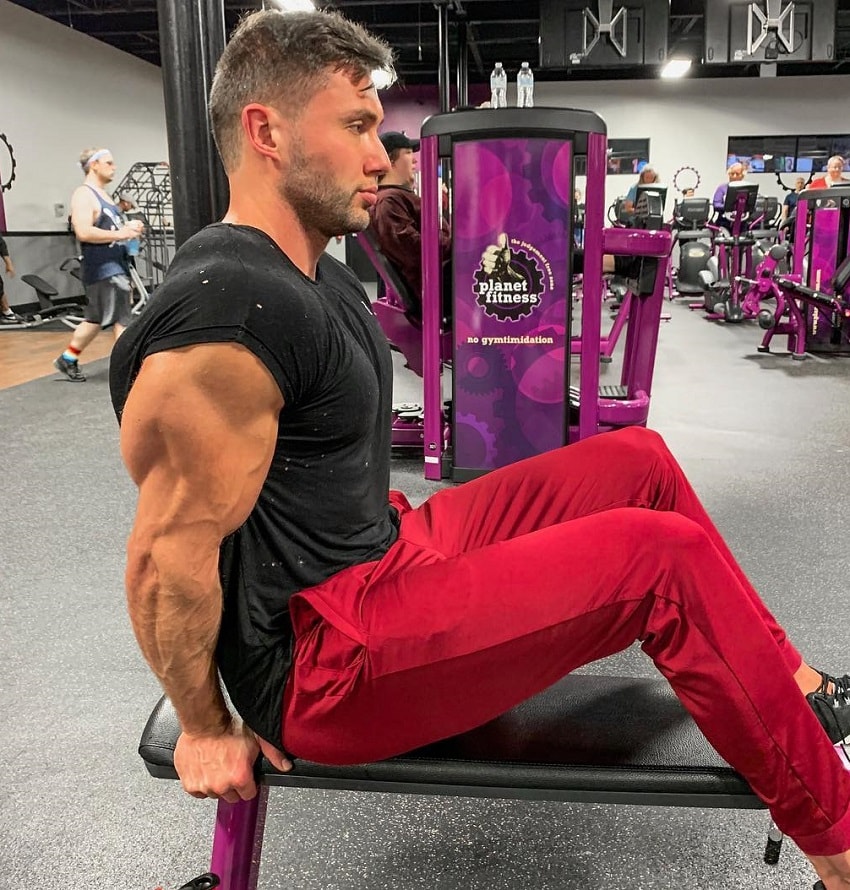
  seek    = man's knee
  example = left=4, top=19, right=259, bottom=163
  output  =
left=608, top=426, right=675, bottom=472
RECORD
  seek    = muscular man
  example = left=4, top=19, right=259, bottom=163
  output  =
left=108, top=11, right=850, bottom=887
left=55, top=149, right=143, bottom=382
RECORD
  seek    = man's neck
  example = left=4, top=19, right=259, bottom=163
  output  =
left=380, top=175, right=413, bottom=190
left=223, top=178, right=327, bottom=280
left=85, top=174, right=110, bottom=196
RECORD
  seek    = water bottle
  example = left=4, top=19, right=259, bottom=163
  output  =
left=490, top=62, right=507, bottom=108
left=517, top=62, right=534, bottom=108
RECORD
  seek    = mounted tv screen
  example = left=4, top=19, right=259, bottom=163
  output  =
left=607, top=138, right=651, bottom=175
left=726, top=136, right=798, bottom=174
left=727, top=135, right=850, bottom=175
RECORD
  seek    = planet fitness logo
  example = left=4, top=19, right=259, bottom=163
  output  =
left=474, top=233, right=546, bottom=321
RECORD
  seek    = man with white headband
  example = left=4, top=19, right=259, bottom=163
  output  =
left=54, top=148, right=144, bottom=382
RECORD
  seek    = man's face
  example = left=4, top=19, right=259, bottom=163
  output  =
left=827, top=159, right=845, bottom=181
left=796, top=177, right=805, bottom=191
left=728, top=165, right=744, bottom=182
left=277, top=70, right=389, bottom=238
left=92, top=154, right=116, bottom=185
left=392, top=148, right=417, bottom=188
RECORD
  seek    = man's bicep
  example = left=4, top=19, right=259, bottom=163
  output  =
left=121, top=344, right=284, bottom=542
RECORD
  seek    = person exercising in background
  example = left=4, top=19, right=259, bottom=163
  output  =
left=810, top=156, right=850, bottom=190
left=109, top=10, right=850, bottom=888
left=782, top=176, right=807, bottom=222
left=622, top=164, right=660, bottom=216
left=712, top=162, right=746, bottom=215
left=0, top=234, right=18, bottom=324
left=54, top=148, right=144, bottom=382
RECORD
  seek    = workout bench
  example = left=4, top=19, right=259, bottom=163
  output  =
left=139, top=673, right=819, bottom=890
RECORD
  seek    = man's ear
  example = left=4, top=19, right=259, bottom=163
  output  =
left=241, top=104, right=289, bottom=162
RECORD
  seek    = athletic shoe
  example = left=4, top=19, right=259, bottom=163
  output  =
left=807, top=671, right=850, bottom=770
left=0, top=313, right=18, bottom=324
left=53, top=355, right=86, bottom=382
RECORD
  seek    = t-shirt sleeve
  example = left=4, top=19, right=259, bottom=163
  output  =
left=137, top=234, right=327, bottom=408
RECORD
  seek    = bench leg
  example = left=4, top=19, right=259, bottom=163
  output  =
left=209, top=787, right=269, bottom=890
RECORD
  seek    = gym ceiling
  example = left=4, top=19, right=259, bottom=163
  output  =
left=6, top=0, right=850, bottom=85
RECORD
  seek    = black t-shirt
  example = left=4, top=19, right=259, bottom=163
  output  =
left=109, top=223, right=398, bottom=742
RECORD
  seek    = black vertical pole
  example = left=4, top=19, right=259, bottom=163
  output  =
left=157, top=0, right=229, bottom=249
left=456, top=20, right=468, bottom=108
left=436, top=1, right=451, bottom=113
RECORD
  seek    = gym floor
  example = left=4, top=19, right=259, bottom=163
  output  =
left=2, top=297, right=849, bottom=889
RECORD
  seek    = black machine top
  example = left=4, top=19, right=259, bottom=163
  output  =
left=674, top=197, right=711, bottom=227
left=632, top=185, right=667, bottom=229
left=753, top=195, right=779, bottom=222
left=723, top=183, right=760, bottom=215
left=799, top=185, right=850, bottom=208
left=634, top=184, right=667, bottom=209
left=421, top=108, right=607, bottom=140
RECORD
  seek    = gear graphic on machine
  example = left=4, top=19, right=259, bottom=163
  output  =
left=454, top=413, right=498, bottom=466
left=456, top=345, right=508, bottom=395
left=0, top=133, right=17, bottom=193
left=473, top=241, right=546, bottom=322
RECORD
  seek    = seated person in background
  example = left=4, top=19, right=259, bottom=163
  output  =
left=810, top=156, right=850, bottom=190
left=782, top=176, right=807, bottom=222
left=712, top=162, right=746, bottom=211
left=368, top=131, right=451, bottom=319
left=623, top=165, right=660, bottom=215
left=712, top=162, right=749, bottom=227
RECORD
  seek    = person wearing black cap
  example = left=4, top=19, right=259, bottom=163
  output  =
left=368, top=130, right=451, bottom=319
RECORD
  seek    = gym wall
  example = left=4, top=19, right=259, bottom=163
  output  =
left=534, top=75, right=850, bottom=212
left=0, top=0, right=169, bottom=232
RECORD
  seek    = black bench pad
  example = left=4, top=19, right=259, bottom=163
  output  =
left=139, top=674, right=762, bottom=808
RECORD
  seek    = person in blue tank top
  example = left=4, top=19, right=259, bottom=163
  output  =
left=53, top=148, right=144, bottom=382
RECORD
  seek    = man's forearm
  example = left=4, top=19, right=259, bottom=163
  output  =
left=126, top=541, right=231, bottom=736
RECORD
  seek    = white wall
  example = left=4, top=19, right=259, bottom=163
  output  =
left=0, top=0, right=169, bottom=231
left=532, top=74, right=850, bottom=213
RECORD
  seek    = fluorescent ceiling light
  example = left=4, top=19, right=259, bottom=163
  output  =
left=266, top=0, right=316, bottom=11
left=661, top=58, right=692, bottom=79
left=372, top=68, right=395, bottom=90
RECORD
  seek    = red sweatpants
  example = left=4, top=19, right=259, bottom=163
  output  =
left=282, top=426, right=850, bottom=855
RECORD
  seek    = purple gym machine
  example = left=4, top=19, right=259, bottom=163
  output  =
left=695, top=183, right=760, bottom=323
left=757, top=185, right=850, bottom=358
left=419, top=108, right=671, bottom=481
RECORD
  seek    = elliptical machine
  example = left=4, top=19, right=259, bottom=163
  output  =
left=668, top=197, right=713, bottom=298
left=697, top=183, right=760, bottom=323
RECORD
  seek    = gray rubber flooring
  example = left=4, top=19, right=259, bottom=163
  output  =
left=1, top=298, right=848, bottom=889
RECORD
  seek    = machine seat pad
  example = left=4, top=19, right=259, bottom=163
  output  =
left=20, top=274, right=59, bottom=297
left=139, top=675, right=760, bottom=805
